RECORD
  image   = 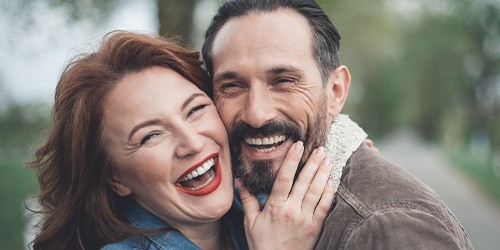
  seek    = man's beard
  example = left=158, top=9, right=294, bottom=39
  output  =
left=229, top=97, right=330, bottom=196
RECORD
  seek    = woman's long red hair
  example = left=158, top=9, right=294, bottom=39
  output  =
left=28, top=31, right=211, bottom=249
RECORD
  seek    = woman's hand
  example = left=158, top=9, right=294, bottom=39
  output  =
left=237, top=141, right=336, bottom=250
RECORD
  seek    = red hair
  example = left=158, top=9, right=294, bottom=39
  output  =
left=29, top=31, right=211, bottom=249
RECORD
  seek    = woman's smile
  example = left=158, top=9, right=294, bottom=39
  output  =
left=176, top=153, right=222, bottom=196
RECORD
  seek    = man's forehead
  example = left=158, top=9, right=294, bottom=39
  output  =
left=211, top=9, right=312, bottom=57
left=210, top=9, right=314, bottom=77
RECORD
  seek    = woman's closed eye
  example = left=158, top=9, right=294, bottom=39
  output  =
left=141, top=132, right=161, bottom=145
left=187, top=104, right=208, bottom=118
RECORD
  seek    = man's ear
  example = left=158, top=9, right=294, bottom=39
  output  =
left=326, top=65, right=351, bottom=117
left=111, top=176, right=132, bottom=197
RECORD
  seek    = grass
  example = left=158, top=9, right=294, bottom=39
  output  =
left=0, top=148, right=39, bottom=250
left=450, top=149, right=500, bottom=207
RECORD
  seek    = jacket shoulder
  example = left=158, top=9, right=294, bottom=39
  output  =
left=342, top=144, right=443, bottom=210
left=315, top=145, right=472, bottom=249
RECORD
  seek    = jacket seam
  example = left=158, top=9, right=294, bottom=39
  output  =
left=337, top=184, right=372, bottom=217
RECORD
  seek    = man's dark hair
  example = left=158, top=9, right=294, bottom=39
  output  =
left=202, top=0, right=341, bottom=84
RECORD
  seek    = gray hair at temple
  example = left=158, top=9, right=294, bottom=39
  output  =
left=202, top=0, right=342, bottom=84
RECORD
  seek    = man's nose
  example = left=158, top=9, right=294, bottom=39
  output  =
left=175, top=127, right=204, bottom=158
left=241, top=86, right=277, bottom=128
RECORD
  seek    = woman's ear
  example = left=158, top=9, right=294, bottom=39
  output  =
left=111, top=176, right=132, bottom=197
left=326, top=65, right=351, bottom=117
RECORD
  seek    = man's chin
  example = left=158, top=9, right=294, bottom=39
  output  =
left=235, top=159, right=277, bottom=196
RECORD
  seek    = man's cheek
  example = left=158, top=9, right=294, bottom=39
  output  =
left=217, top=108, right=235, bottom=128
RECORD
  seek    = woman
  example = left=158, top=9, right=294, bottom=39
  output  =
left=29, top=31, right=335, bottom=249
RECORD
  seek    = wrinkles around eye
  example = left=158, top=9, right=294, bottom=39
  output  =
left=141, top=132, right=160, bottom=145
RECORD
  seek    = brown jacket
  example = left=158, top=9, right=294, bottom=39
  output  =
left=315, top=144, right=473, bottom=249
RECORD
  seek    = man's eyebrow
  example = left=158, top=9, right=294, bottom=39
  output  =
left=266, top=65, right=305, bottom=75
left=213, top=71, right=238, bottom=83
left=214, top=66, right=304, bottom=83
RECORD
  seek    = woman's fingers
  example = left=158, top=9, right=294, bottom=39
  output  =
left=266, top=141, right=304, bottom=204
left=364, top=139, right=379, bottom=152
left=236, top=178, right=261, bottom=227
left=313, top=179, right=336, bottom=224
left=242, top=143, right=337, bottom=250
left=287, top=147, right=327, bottom=206
left=300, top=156, right=333, bottom=214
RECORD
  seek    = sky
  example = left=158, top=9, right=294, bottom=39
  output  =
left=0, top=0, right=158, bottom=104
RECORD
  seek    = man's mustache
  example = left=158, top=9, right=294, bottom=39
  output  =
left=229, top=120, right=303, bottom=141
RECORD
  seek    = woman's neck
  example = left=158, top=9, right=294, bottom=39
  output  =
left=177, top=220, right=223, bottom=250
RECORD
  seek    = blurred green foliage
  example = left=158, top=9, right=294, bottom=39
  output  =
left=452, top=149, right=500, bottom=205
left=0, top=103, right=49, bottom=249
left=321, top=0, right=499, bottom=146
left=320, top=0, right=500, bottom=204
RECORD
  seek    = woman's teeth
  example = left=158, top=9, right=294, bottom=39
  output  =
left=180, top=158, right=215, bottom=182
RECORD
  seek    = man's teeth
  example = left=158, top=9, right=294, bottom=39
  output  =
left=244, top=135, right=286, bottom=146
left=180, top=158, right=215, bottom=182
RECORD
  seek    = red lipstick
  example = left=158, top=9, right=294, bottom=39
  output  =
left=176, top=153, right=222, bottom=196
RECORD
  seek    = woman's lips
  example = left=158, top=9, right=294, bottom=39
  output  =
left=176, top=153, right=222, bottom=196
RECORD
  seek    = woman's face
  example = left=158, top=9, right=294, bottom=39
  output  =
left=103, top=66, right=233, bottom=228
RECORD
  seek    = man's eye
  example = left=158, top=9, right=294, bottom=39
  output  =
left=220, top=82, right=242, bottom=90
left=141, top=133, right=159, bottom=145
left=274, top=77, right=296, bottom=85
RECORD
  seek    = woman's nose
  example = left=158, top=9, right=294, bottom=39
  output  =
left=174, top=127, right=205, bottom=158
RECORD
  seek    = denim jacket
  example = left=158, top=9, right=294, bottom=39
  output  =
left=102, top=198, right=248, bottom=250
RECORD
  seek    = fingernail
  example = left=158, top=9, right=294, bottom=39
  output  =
left=235, top=179, right=243, bottom=189
left=327, top=179, right=334, bottom=187
left=315, top=146, right=325, bottom=156
left=293, top=141, right=303, bottom=152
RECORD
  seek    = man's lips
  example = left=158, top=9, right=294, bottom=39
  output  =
left=176, top=153, right=222, bottom=196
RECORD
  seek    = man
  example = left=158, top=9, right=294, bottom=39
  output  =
left=202, top=0, right=472, bottom=248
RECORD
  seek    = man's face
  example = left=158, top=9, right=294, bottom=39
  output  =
left=210, top=9, right=335, bottom=195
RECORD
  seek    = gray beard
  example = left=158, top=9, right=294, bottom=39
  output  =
left=233, top=159, right=276, bottom=196
left=232, top=96, right=330, bottom=196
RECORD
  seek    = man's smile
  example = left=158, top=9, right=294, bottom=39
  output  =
left=240, top=134, right=295, bottom=162
left=244, top=134, right=287, bottom=153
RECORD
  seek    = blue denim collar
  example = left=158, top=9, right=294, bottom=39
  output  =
left=126, top=201, right=169, bottom=230
left=123, top=195, right=248, bottom=250
left=126, top=200, right=201, bottom=249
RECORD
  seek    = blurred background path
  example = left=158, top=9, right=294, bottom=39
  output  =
left=378, top=130, right=500, bottom=250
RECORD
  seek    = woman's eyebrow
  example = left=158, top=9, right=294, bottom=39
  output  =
left=181, top=93, right=206, bottom=110
left=128, top=119, right=161, bottom=141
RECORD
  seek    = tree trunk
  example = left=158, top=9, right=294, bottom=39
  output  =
left=157, top=0, right=199, bottom=47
